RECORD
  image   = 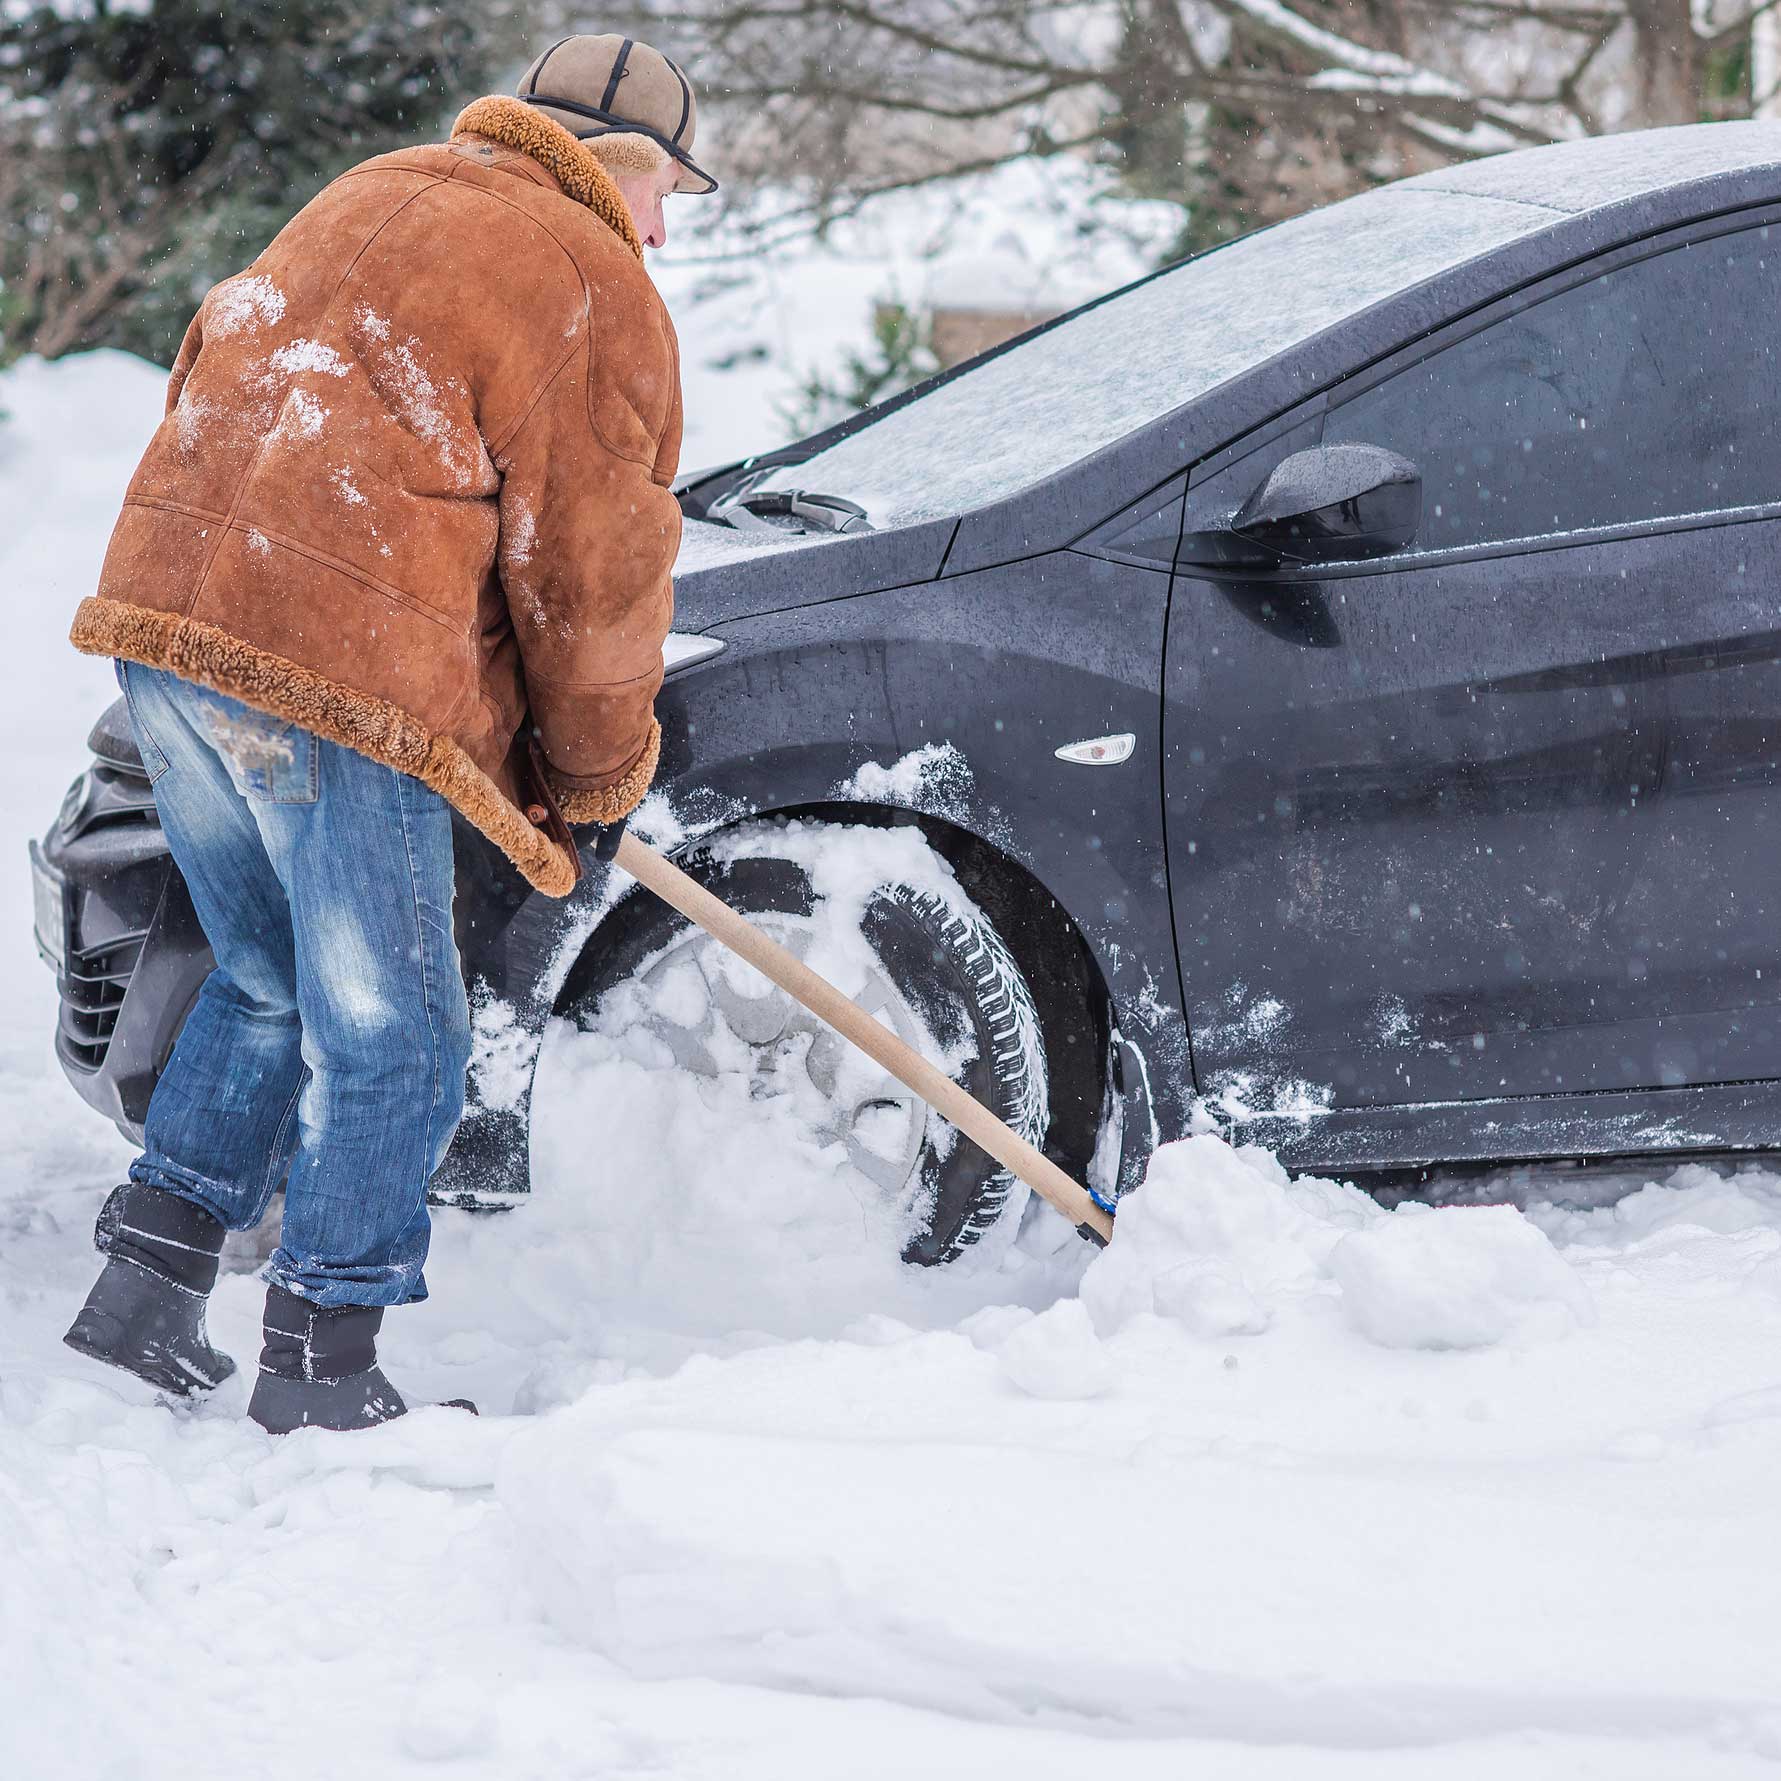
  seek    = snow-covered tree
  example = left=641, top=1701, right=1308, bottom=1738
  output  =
left=0, top=1, right=520, bottom=366
left=619, top=0, right=1781, bottom=247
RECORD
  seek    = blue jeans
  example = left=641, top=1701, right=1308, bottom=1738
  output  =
left=116, top=661, right=471, bottom=1307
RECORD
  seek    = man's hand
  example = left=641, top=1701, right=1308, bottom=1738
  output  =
left=592, top=813, right=628, bottom=865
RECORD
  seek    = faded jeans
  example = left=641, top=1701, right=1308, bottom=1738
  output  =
left=116, top=661, right=471, bottom=1307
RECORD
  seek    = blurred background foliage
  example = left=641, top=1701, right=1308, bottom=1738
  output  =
left=5, top=0, right=1780, bottom=374
left=0, top=1, right=524, bottom=364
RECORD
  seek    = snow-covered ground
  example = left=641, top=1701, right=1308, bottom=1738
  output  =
left=5, top=285, right=1781, bottom=1778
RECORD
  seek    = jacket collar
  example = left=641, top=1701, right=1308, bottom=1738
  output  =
left=450, top=95, right=643, bottom=262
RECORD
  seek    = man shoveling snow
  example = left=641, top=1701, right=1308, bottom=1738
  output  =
left=60, top=34, right=712, bottom=1432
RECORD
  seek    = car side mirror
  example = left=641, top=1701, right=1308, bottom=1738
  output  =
left=1228, top=442, right=1421, bottom=564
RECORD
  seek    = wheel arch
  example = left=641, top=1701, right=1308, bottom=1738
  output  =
left=436, top=791, right=1133, bottom=1214
left=550, top=797, right=1120, bottom=1185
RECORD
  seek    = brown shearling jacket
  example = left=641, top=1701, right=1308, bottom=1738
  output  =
left=71, top=96, right=683, bottom=897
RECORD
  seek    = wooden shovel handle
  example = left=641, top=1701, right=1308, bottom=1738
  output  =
left=612, top=831, right=1115, bottom=1244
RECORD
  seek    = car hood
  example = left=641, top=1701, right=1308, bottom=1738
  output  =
left=670, top=514, right=955, bottom=630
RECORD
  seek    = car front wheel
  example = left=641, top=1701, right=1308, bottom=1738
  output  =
left=548, top=820, right=1051, bottom=1264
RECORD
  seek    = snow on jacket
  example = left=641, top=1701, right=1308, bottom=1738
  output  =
left=71, top=95, right=683, bottom=897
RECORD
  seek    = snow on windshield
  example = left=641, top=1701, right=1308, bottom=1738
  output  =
left=756, top=188, right=1553, bottom=527
left=675, top=514, right=830, bottom=574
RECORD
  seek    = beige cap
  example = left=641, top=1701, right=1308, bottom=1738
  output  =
left=517, top=33, right=716, bottom=195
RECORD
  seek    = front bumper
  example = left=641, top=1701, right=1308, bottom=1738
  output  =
left=31, top=702, right=212, bottom=1138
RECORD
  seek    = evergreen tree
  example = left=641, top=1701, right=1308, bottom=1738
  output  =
left=0, top=1, right=522, bottom=367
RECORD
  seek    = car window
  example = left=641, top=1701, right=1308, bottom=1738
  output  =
left=747, top=188, right=1550, bottom=529
left=1324, top=224, right=1781, bottom=551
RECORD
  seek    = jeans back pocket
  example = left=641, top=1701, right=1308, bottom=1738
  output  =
left=197, top=699, right=320, bottom=804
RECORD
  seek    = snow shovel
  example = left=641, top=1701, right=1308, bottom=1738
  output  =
left=612, top=831, right=1116, bottom=1245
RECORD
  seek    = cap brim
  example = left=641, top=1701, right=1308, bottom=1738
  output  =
left=672, top=157, right=719, bottom=196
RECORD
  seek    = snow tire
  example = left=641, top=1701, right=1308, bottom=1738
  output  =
left=557, top=826, right=1050, bottom=1265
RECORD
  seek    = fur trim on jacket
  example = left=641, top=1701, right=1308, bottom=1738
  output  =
left=451, top=96, right=644, bottom=260
left=72, top=102, right=682, bottom=898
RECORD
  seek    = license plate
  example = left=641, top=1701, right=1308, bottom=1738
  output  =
left=29, top=843, right=67, bottom=972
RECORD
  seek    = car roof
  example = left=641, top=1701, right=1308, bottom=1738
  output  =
left=1392, top=119, right=1781, bottom=216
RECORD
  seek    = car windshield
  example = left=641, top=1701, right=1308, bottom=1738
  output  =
left=751, top=186, right=1553, bottom=529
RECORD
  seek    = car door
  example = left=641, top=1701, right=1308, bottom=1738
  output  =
left=1164, top=210, right=1781, bottom=1115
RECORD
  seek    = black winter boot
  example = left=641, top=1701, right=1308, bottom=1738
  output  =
left=248, top=1286, right=476, bottom=1433
left=247, top=1286, right=405, bottom=1433
left=64, top=1182, right=237, bottom=1395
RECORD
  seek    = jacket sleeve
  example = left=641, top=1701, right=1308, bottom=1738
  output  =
left=493, top=331, right=681, bottom=825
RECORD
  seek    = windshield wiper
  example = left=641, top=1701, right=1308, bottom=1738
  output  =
left=708, top=480, right=873, bottom=536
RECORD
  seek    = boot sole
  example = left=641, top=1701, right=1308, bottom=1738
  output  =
left=246, top=1368, right=479, bottom=1434
left=248, top=1366, right=409, bottom=1434
left=63, top=1314, right=237, bottom=1397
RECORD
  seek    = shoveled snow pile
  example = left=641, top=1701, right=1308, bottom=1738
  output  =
left=1329, top=1198, right=1594, bottom=1349
left=1080, top=1135, right=1592, bottom=1350
left=8, top=348, right=1781, bottom=1778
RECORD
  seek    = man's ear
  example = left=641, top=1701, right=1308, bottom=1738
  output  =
left=586, top=133, right=671, bottom=180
